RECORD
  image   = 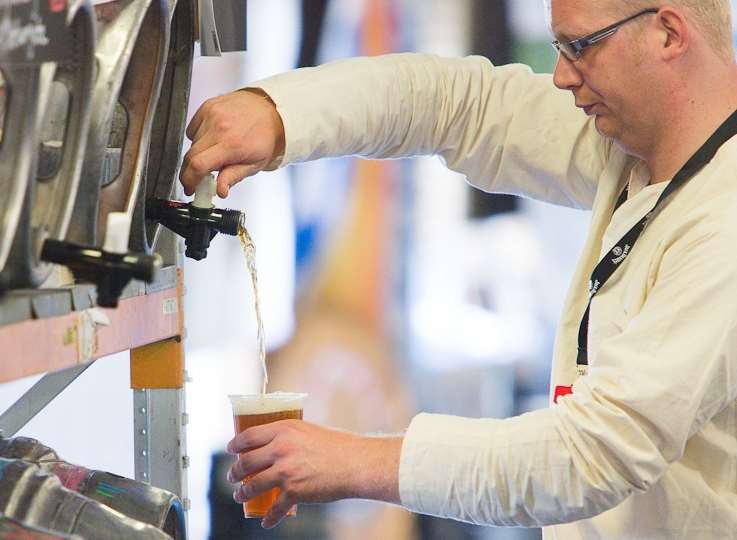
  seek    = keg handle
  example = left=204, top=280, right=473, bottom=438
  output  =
left=40, top=213, right=162, bottom=308
left=146, top=174, right=244, bottom=261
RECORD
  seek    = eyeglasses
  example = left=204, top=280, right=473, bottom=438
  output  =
left=551, top=8, right=659, bottom=62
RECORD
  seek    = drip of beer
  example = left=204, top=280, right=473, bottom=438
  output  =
left=238, top=224, right=268, bottom=394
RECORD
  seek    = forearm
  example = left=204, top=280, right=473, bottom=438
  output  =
left=253, top=52, right=605, bottom=208
left=253, top=53, right=488, bottom=164
left=343, top=434, right=403, bottom=504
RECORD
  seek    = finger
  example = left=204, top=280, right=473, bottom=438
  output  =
left=228, top=424, right=278, bottom=454
left=180, top=143, right=219, bottom=196
left=185, top=100, right=211, bottom=141
left=216, top=163, right=262, bottom=198
left=261, top=491, right=295, bottom=529
left=227, top=446, right=274, bottom=483
left=186, top=128, right=219, bottom=157
left=179, top=143, right=232, bottom=195
left=179, top=152, right=195, bottom=195
left=187, top=112, right=218, bottom=150
left=233, top=467, right=280, bottom=503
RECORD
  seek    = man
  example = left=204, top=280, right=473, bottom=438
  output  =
left=181, top=1, right=737, bottom=537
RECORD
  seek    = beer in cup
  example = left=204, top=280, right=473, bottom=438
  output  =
left=228, top=392, right=307, bottom=518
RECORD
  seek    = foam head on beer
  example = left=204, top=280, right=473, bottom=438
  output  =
left=229, top=392, right=307, bottom=417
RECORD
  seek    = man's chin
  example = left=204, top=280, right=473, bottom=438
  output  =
left=594, top=115, right=616, bottom=138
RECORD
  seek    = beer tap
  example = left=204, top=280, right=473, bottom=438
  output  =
left=41, top=213, right=162, bottom=308
left=146, top=174, right=244, bottom=261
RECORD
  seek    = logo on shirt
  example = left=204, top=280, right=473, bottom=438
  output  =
left=611, top=244, right=630, bottom=264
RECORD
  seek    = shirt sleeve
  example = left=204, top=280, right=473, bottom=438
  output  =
left=398, top=223, right=737, bottom=527
left=253, top=53, right=610, bottom=209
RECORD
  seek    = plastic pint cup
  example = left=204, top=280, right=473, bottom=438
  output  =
left=228, top=392, right=307, bottom=518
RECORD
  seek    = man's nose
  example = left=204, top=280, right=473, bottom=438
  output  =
left=552, top=54, right=583, bottom=90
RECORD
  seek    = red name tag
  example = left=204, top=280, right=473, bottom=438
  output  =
left=49, top=0, right=65, bottom=12
left=553, top=385, right=574, bottom=404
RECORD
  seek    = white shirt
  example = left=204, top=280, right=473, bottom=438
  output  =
left=255, top=53, right=737, bottom=539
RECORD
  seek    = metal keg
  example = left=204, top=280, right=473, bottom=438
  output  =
left=0, top=13, right=45, bottom=291
left=50, top=464, right=185, bottom=540
left=0, top=0, right=96, bottom=289
left=0, top=438, right=185, bottom=539
left=0, top=458, right=172, bottom=540
left=67, top=0, right=169, bottom=251
left=0, top=436, right=58, bottom=462
left=0, top=516, right=81, bottom=540
left=130, top=0, right=195, bottom=258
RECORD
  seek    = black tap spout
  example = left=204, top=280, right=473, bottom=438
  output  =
left=40, top=240, right=162, bottom=308
left=146, top=198, right=244, bottom=260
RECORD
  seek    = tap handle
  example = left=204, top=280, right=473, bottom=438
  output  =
left=40, top=239, right=161, bottom=308
left=102, top=212, right=131, bottom=254
left=193, top=174, right=216, bottom=209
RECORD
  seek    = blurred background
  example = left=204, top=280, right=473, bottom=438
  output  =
left=4, top=0, right=737, bottom=539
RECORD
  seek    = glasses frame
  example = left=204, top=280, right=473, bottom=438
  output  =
left=551, top=8, right=660, bottom=62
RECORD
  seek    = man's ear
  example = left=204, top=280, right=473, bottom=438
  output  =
left=655, top=7, right=689, bottom=61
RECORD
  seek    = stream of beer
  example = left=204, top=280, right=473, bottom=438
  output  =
left=238, top=224, right=268, bottom=395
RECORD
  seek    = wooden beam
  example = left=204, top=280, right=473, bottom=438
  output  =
left=0, top=285, right=181, bottom=383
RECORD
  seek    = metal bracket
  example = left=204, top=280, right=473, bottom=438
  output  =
left=133, top=388, right=189, bottom=512
left=0, top=362, right=92, bottom=437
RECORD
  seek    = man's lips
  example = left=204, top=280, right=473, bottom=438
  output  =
left=578, top=103, right=600, bottom=115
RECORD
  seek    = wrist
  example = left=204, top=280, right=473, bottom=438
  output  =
left=343, top=434, right=403, bottom=504
left=238, top=87, right=286, bottom=166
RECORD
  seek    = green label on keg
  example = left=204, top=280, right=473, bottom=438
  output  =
left=95, top=480, right=126, bottom=499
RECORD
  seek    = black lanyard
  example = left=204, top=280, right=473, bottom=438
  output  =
left=577, top=109, right=737, bottom=368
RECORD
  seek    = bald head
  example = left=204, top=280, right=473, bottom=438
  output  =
left=596, top=1, right=734, bottom=59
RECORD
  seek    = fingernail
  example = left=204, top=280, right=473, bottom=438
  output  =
left=226, top=471, right=234, bottom=483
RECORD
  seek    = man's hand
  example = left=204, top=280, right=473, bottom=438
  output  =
left=226, top=420, right=403, bottom=529
left=180, top=89, right=285, bottom=198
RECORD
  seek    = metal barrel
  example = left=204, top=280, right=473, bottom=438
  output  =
left=0, top=438, right=185, bottom=539
left=131, top=0, right=195, bottom=259
left=0, top=0, right=97, bottom=289
left=0, top=458, right=172, bottom=540
left=0, top=516, right=82, bottom=539
left=50, top=464, right=185, bottom=539
left=67, top=0, right=170, bottom=249
left=0, top=436, right=58, bottom=462
left=0, top=34, right=44, bottom=287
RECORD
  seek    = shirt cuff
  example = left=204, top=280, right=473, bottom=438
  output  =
left=250, top=77, right=313, bottom=170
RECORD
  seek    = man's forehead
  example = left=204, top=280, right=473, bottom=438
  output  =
left=548, top=0, right=609, bottom=37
